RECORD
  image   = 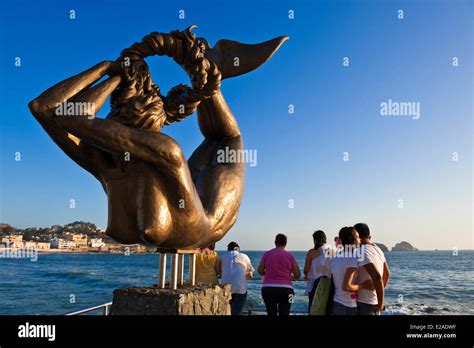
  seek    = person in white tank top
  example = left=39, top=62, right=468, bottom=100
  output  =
left=304, top=230, right=332, bottom=312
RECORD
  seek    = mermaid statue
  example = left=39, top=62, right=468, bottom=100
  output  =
left=29, top=27, right=287, bottom=250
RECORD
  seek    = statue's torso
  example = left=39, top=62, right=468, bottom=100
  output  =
left=99, top=159, right=210, bottom=249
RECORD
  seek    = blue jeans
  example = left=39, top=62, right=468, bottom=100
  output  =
left=331, top=301, right=357, bottom=315
left=230, top=292, right=247, bottom=315
left=357, top=301, right=378, bottom=315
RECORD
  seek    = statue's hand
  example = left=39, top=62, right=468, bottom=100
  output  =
left=168, top=27, right=219, bottom=92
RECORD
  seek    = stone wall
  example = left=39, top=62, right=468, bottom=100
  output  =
left=110, top=284, right=231, bottom=315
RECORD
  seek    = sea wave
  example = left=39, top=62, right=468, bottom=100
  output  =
left=382, top=303, right=456, bottom=315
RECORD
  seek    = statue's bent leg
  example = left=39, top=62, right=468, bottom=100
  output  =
left=188, top=90, right=245, bottom=246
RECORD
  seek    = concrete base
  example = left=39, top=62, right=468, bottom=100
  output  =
left=109, top=284, right=231, bottom=315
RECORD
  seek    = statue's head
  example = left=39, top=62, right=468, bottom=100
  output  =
left=108, top=57, right=199, bottom=131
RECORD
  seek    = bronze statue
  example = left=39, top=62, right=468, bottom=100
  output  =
left=29, top=27, right=287, bottom=250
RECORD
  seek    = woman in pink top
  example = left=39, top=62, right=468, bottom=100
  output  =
left=257, top=234, right=301, bottom=316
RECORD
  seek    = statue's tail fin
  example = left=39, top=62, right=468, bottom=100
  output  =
left=205, top=36, right=289, bottom=79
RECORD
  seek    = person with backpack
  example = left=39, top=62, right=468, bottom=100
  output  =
left=304, top=230, right=331, bottom=312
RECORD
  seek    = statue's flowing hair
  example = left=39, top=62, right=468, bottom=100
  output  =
left=109, top=27, right=221, bottom=129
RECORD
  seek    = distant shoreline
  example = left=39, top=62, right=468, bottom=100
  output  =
left=0, top=248, right=155, bottom=255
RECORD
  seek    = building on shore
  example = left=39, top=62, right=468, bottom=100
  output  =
left=34, top=242, right=51, bottom=250
left=103, top=243, right=123, bottom=253
left=22, top=241, right=51, bottom=250
left=1, top=235, right=24, bottom=248
left=89, top=238, right=105, bottom=248
left=1, top=236, right=50, bottom=251
left=65, top=233, right=88, bottom=249
left=51, top=238, right=76, bottom=250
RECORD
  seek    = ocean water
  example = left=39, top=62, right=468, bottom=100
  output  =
left=0, top=250, right=472, bottom=315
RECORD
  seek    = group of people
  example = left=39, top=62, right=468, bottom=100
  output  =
left=195, top=223, right=390, bottom=316
left=304, top=223, right=391, bottom=315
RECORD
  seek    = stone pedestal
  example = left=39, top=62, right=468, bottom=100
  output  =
left=109, top=284, right=231, bottom=315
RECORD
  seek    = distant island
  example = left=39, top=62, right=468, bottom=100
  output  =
left=370, top=242, right=419, bottom=253
left=391, top=241, right=419, bottom=252
left=0, top=221, right=155, bottom=254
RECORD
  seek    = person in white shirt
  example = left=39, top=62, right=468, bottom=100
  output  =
left=354, top=223, right=391, bottom=315
left=304, top=230, right=331, bottom=312
left=218, top=241, right=254, bottom=315
left=330, top=227, right=374, bottom=315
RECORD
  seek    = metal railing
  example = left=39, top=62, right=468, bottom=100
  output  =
left=65, top=302, right=307, bottom=316
left=65, top=302, right=112, bottom=316
left=65, top=277, right=309, bottom=315
left=247, top=276, right=306, bottom=282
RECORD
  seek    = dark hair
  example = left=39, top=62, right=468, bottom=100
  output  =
left=110, top=28, right=221, bottom=130
left=227, top=241, right=240, bottom=251
left=108, top=57, right=168, bottom=130
left=354, top=223, right=370, bottom=239
left=275, top=234, right=287, bottom=247
left=312, top=230, right=327, bottom=249
left=207, top=242, right=216, bottom=251
left=338, top=227, right=358, bottom=246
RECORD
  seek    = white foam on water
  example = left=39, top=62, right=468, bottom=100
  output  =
left=382, top=303, right=456, bottom=316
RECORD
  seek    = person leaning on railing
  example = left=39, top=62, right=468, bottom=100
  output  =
left=218, top=242, right=254, bottom=316
left=195, top=243, right=220, bottom=285
left=257, top=234, right=301, bottom=316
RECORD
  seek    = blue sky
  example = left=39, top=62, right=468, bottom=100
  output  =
left=0, top=0, right=472, bottom=250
